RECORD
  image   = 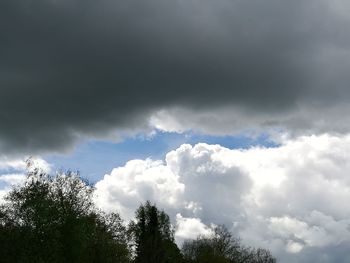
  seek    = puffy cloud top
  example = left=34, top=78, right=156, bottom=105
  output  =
left=94, top=134, right=350, bottom=262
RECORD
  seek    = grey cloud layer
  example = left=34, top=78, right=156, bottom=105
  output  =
left=2, top=0, right=350, bottom=153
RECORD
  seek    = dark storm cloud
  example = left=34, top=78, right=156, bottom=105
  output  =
left=1, top=0, right=350, bottom=153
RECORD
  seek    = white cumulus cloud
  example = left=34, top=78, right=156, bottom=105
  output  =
left=0, top=157, right=51, bottom=204
left=94, top=133, right=350, bottom=262
left=175, top=214, right=214, bottom=244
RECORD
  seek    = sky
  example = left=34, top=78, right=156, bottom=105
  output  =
left=2, top=0, right=350, bottom=262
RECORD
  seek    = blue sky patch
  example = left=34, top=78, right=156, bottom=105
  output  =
left=45, top=131, right=278, bottom=183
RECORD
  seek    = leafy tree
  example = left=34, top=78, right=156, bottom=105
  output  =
left=0, top=159, right=277, bottom=263
left=248, top=248, right=276, bottom=263
left=182, top=225, right=276, bottom=263
left=182, top=225, right=238, bottom=263
left=129, top=201, right=183, bottom=263
left=0, top=159, right=130, bottom=263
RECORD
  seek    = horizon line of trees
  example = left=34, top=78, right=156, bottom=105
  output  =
left=0, top=159, right=276, bottom=263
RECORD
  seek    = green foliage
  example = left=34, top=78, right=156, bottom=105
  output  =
left=0, top=159, right=276, bottom=263
left=129, top=201, right=183, bottom=263
left=182, top=225, right=276, bottom=263
left=0, top=159, right=130, bottom=263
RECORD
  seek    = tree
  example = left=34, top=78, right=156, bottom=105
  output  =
left=129, top=201, right=183, bottom=263
left=182, top=225, right=239, bottom=263
left=0, top=159, right=277, bottom=263
left=248, top=248, right=276, bottom=263
left=0, top=159, right=130, bottom=263
left=182, top=225, right=276, bottom=263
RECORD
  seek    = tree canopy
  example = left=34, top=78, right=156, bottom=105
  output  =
left=129, top=201, right=183, bottom=263
left=182, top=225, right=276, bottom=263
left=0, top=160, right=276, bottom=262
left=0, top=159, right=130, bottom=263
